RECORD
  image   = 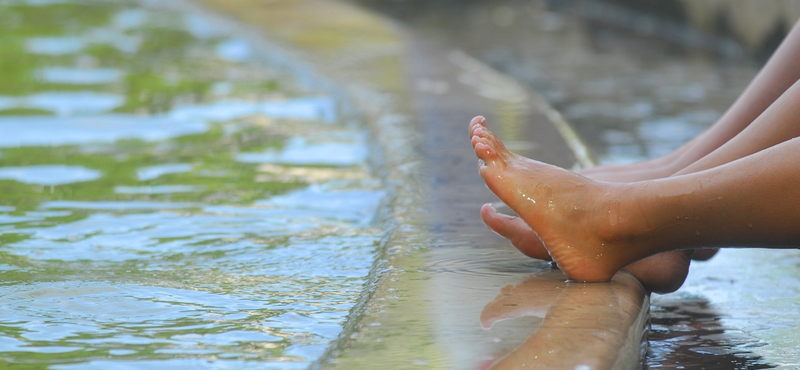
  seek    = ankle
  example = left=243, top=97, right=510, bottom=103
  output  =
left=596, top=184, right=658, bottom=252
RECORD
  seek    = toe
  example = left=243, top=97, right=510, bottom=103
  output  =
left=471, top=133, right=493, bottom=149
left=469, top=116, right=486, bottom=133
left=481, top=204, right=551, bottom=261
left=469, top=116, right=486, bottom=138
left=474, top=141, right=498, bottom=162
left=470, top=123, right=510, bottom=161
left=481, top=203, right=519, bottom=238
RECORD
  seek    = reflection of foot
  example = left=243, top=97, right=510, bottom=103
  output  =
left=470, top=116, right=671, bottom=282
left=481, top=203, right=690, bottom=293
left=479, top=275, right=563, bottom=329
left=480, top=272, right=645, bottom=369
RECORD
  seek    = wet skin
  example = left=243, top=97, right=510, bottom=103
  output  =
left=479, top=203, right=690, bottom=293
left=470, top=115, right=690, bottom=285
left=473, top=20, right=800, bottom=288
left=470, top=112, right=800, bottom=283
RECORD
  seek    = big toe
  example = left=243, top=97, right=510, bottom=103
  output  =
left=469, top=116, right=487, bottom=137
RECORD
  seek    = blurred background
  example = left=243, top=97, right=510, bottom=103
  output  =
left=356, top=0, right=796, bottom=165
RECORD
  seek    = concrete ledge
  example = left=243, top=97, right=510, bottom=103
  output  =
left=479, top=270, right=648, bottom=369
left=192, top=0, right=650, bottom=368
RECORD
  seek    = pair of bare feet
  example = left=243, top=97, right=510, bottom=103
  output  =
left=470, top=116, right=693, bottom=293
left=470, top=21, right=800, bottom=293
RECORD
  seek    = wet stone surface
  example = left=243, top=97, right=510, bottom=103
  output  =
left=0, top=0, right=384, bottom=368
left=358, top=0, right=796, bottom=368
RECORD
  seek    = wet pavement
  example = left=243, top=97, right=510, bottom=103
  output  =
left=357, top=0, right=800, bottom=368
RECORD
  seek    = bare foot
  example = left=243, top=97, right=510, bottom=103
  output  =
left=481, top=203, right=690, bottom=292
left=469, top=116, right=662, bottom=282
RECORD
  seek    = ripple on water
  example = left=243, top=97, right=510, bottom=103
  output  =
left=216, top=38, right=252, bottom=62
left=8, top=186, right=385, bottom=263
left=0, top=115, right=208, bottom=147
left=169, top=96, right=337, bottom=123
left=0, top=281, right=307, bottom=368
left=237, top=136, right=367, bottom=166
left=136, top=163, right=194, bottom=181
left=256, top=184, right=386, bottom=224
left=0, top=214, right=42, bottom=224
left=36, top=67, right=124, bottom=85
left=25, top=36, right=85, bottom=55
left=24, top=91, right=125, bottom=115
left=0, top=165, right=102, bottom=185
left=0, top=0, right=383, bottom=367
left=114, top=185, right=203, bottom=194
left=52, top=359, right=309, bottom=370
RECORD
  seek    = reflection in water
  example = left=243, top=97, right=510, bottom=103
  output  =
left=647, top=296, right=772, bottom=369
left=237, top=136, right=368, bottom=166
left=15, top=91, right=125, bottom=114
left=36, top=67, right=123, bottom=85
left=479, top=270, right=647, bottom=369
left=0, top=0, right=383, bottom=368
left=0, top=165, right=102, bottom=186
left=0, top=115, right=208, bottom=147
left=136, top=163, right=194, bottom=181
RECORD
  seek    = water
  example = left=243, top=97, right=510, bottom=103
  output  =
left=0, top=1, right=385, bottom=368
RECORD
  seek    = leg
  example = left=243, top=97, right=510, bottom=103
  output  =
left=480, top=202, right=691, bottom=292
left=471, top=117, right=800, bottom=282
left=483, top=79, right=800, bottom=283
left=474, top=116, right=690, bottom=292
left=669, top=78, right=800, bottom=260
left=580, top=19, right=800, bottom=182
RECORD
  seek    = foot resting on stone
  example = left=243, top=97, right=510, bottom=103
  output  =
left=469, top=115, right=689, bottom=283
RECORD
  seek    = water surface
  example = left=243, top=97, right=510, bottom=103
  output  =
left=0, top=1, right=384, bottom=368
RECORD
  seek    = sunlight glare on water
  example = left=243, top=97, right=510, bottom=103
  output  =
left=0, top=0, right=384, bottom=368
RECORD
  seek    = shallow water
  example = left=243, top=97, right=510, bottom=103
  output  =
left=0, top=1, right=384, bottom=368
